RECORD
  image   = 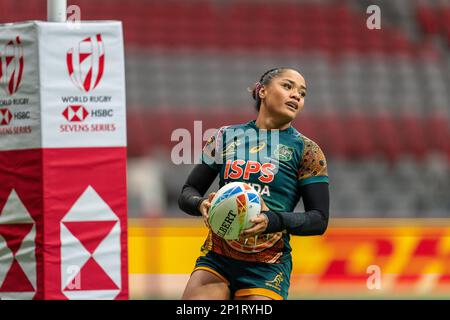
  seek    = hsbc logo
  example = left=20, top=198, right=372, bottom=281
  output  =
left=0, top=36, right=24, bottom=96
left=62, top=105, right=89, bottom=122
left=60, top=105, right=116, bottom=133
left=0, top=108, right=13, bottom=125
left=67, top=34, right=105, bottom=92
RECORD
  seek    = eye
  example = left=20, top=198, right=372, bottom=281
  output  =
left=282, top=83, right=292, bottom=89
left=300, top=91, right=306, bottom=98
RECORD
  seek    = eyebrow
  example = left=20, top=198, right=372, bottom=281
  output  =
left=283, top=79, right=307, bottom=90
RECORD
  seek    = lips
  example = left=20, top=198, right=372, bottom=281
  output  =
left=285, top=101, right=298, bottom=110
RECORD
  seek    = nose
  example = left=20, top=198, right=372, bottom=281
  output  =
left=290, top=91, right=300, bottom=101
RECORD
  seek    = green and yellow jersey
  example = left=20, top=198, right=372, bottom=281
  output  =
left=201, top=120, right=328, bottom=263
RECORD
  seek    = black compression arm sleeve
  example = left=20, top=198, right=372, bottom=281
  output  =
left=263, top=182, right=329, bottom=236
left=178, top=164, right=219, bottom=216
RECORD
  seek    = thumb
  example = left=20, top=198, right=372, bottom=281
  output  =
left=208, top=192, right=216, bottom=202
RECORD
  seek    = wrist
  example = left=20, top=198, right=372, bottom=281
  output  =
left=194, top=196, right=208, bottom=215
left=262, top=211, right=284, bottom=234
left=259, top=212, right=269, bottom=223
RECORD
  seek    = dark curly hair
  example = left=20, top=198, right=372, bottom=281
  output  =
left=249, top=68, right=289, bottom=111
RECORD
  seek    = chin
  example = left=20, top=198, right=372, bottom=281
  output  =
left=268, top=107, right=298, bottom=125
left=277, top=110, right=297, bottom=123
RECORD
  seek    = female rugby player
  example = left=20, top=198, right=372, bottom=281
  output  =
left=178, top=68, right=330, bottom=300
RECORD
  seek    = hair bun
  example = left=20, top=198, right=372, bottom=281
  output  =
left=248, top=82, right=261, bottom=100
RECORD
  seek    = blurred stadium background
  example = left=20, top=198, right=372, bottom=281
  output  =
left=1, top=0, right=449, bottom=299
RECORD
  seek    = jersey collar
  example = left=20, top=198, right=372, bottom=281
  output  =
left=247, top=120, right=294, bottom=134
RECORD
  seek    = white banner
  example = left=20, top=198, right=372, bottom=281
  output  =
left=0, top=21, right=128, bottom=300
left=0, top=21, right=127, bottom=150
left=38, top=21, right=126, bottom=148
left=0, top=22, right=41, bottom=151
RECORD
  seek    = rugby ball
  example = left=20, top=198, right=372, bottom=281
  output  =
left=208, top=182, right=261, bottom=240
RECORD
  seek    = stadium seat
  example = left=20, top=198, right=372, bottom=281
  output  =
left=400, top=113, right=427, bottom=161
left=416, top=6, right=440, bottom=35
left=374, top=114, right=404, bottom=162
left=343, top=113, right=376, bottom=159
left=427, top=115, right=450, bottom=158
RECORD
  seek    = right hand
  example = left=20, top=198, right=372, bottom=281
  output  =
left=198, top=192, right=216, bottom=228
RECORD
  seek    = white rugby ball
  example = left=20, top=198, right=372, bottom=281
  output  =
left=208, top=182, right=261, bottom=240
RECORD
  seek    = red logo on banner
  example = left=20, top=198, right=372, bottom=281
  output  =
left=60, top=186, right=122, bottom=299
left=62, top=221, right=119, bottom=291
left=0, top=189, right=36, bottom=297
left=0, top=36, right=24, bottom=96
left=0, top=108, right=13, bottom=125
left=66, top=34, right=105, bottom=92
left=62, top=105, right=89, bottom=122
left=0, top=225, right=35, bottom=292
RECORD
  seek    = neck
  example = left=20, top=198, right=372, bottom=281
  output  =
left=255, top=109, right=291, bottom=130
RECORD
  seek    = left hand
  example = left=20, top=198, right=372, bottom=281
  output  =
left=240, top=213, right=269, bottom=238
left=240, top=194, right=269, bottom=238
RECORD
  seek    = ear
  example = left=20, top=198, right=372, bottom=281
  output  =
left=258, top=86, right=266, bottom=99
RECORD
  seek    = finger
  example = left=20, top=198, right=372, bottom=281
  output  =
left=241, top=224, right=263, bottom=237
left=241, top=229, right=260, bottom=238
left=202, top=203, right=211, bottom=215
left=203, top=215, right=210, bottom=227
left=250, top=216, right=266, bottom=224
left=208, top=192, right=216, bottom=201
left=199, top=206, right=208, bottom=217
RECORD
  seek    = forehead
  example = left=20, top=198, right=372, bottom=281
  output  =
left=277, top=69, right=306, bottom=87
